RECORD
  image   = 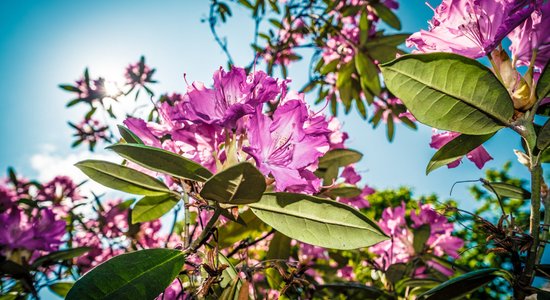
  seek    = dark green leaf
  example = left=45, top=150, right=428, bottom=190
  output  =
left=267, top=232, right=292, bottom=260
left=381, top=53, right=513, bottom=135
left=250, top=193, right=388, bottom=250
left=483, top=182, right=531, bottom=199
left=418, top=268, right=508, bottom=300
left=132, top=194, right=180, bottom=223
left=325, top=185, right=362, bottom=198
left=200, top=162, right=266, bottom=204
left=316, top=283, right=384, bottom=298
left=318, top=149, right=363, bottom=169
left=48, top=282, right=73, bottom=298
left=386, top=263, right=407, bottom=285
left=117, top=125, right=144, bottom=144
left=538, top=118, right=550, bottom=151
left=66, top=249, right=185, bottom=300
left=427, top=133, right=495, bottom=174
left=218, top=209, right=269, bottom=248
left=537, top=61, right=550, bottom=100
left=356, top=52, right=381, bottom=95
left=59, top=84, right=80, bottom=92
left=31, top=247, right=91, bottom=269
left=372, top=3, right=401, bottom=29
left=75, top=160, right=172, bottom=196
left=107, top=143, right=212, bottom=182
left=413, top=224, right=431, bottom=254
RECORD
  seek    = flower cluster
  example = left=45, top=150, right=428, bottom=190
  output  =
left=0, top=175, right=69, bottom=264
left=369, top=203, right=464, bottom=276
left=125, top=66, right=353, bottom=193
left=68, top=118, right=111, bottom=151
left=61, top=57, right=158, bottom=151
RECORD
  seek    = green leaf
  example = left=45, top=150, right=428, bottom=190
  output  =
left=356, top=52, right=381, bottom=95
left=219, top=253, right=241, bottom=289
left=75, top=160, right=172, bottom=196
left=386, top=263, right=408, bottom=285
left=66, top=249, right=185, bottom=300
left=31, top=247, right=91, bottom=269
left=200, top=162, right=266, bottom=205
left=482, top=182, right=531, bottom=199
left=366, top=34, right=410, bottom=48
left=538, top=118, right=550, bottom=151
left=107, top=143, right=212, bottom=182
left=249, top=193, right=388, bottom=250
left=59, top=84, right=80, bottom=92
left=537, top=61, right=550, bottom=100
left=117, top=125, right=144, bottom=144
left=418, top=268, right=507, bottom=299
left=372, top=3, right=401, bottom=29
left=413, top=224, right=431, bottom=254
left=381, top=53, right=513, bottom=135
left=267, top=232, right=292, bottom=260
left=316, top=283, right=384, bottom=298
left=325, top=185, right=362, bottom=198
left=132, top=194, right=180, bottom=223
left=48, top=282, right=73, bottom=298
left=318, top=149, right=363, bottom=169
left=218, top=209, right=270, bottom=248
left=426, top=133, right=495, bottom=174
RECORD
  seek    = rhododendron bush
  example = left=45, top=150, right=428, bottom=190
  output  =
left=2, top=0, right=550, bottom=299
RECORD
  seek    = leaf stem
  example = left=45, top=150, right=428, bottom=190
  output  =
left=187, top=207, right=222, bottom=252
left=521, top=162, right=541, bottom=289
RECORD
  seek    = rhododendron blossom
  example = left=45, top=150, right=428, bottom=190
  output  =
left=430, top=130, right=493, bottom=169
left=508, top=1, right=550, bottom=69
left=126, top=66, right=346, bottom=193
left=369, top=203, right=463, bottom=275
left=407, top=0, right=536, bottom=58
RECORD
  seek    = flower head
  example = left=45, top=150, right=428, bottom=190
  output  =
left=509, top=1, right=550, bottom=69
left=407, top=0, right=536, bottom=58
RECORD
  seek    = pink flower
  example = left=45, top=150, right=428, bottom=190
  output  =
left=124, top=57, right=156, bottom=86
left=430, top=130, right=493, bottom=169
left=509, top=1, right=550, bottom=69
left=407, top=0, right=536, bottom=58
left=244, top=100, right=329, bottom=192
left=369, top=203, right=463, bottom=274
left=0, top=208, right=65, bottom=253
left=179, top=67, right=282, bottom=128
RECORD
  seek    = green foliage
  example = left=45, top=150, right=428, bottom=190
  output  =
left=250, top=193, right=388, bottom=250
left=66, top=249, right=185, bottom=300
left=381, top=53, right=514, bottom=134
left=48, top=282, right=73, bottom=298
left=75, top=160, right=172, bottom=196
left=108, top=143, right=213, bottom=182
left=418, top=268, right=510, bottom=299
left=117, top=125, right=144, bottom=144
left=537, top=61, right=550, bottom=100
left=200, top=162, right=266, bottom=204
left=131, top=194, right=180, bottom=223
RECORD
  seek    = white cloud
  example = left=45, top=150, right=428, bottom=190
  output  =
left=30, top=144, right=120, bottom=196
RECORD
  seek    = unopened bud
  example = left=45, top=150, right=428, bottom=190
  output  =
left=513, top=149, right=530, bottom=167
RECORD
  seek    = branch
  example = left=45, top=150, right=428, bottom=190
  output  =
left=209, top=1, right=235, bottom=66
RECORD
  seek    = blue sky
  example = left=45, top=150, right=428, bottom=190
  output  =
left=0, top=0, right=545, bottom=297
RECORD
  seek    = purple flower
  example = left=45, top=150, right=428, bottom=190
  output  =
left=244, top=100, right=329, bottom=192
left=0, top=208, right=65, bottom=253
left=509, top=1, right=550, bottom=69
left=407, top=0, right=536, bottom=58
left=180, top=67, right=282, bottom=128
left=430, top=130, right=493, bottom=169
left=369, top=203, right=463, bottom=273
